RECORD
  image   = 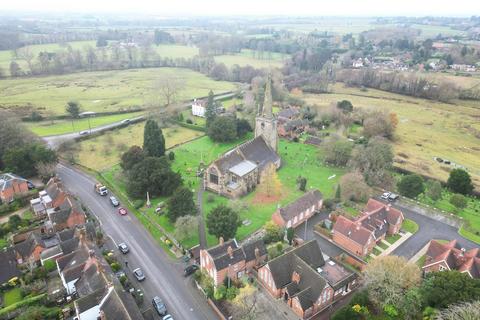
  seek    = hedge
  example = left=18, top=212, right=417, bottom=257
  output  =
left=0, top=293, right=47, bottom=316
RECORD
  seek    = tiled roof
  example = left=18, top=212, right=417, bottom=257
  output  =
left=238, top=136, right=280, bottom=171
left=333, top=215, right=373, bottom=246
left=277, top=107, right=300, bottom=119
left=60, top=237, right=80, bottom=255
left=0, top=248, right=21, bottom=284
left=424, top=239, right=480, bottom=278
left=206, top=239, right=267, bottom=271
left=100, top=286, right=144, bottom=320
left=57, top=247, right=90, bottom=271
left=243, top=239, right=267, bottom=262
left=75, top=264, right=107, bottom=297
left=76, top=287, right=109, bottom=314
left=58, top=229, right=75, bottom=242
left=278, top=190, right=322, bottom=221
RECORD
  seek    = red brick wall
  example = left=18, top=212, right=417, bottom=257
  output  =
left=258, top=265, right=281, bottom=298
left=332, top=232, right=368, bottom=256
left=0, top=180, right=28, bottom=202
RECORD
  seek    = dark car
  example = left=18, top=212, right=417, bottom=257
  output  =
left=184, top=264, right=199, bottom=276
left=152, top=296, right=167, bottom=316
left=118, top=243, right=129, bottom=254
left=388, top=193, right=399, bottom=202
left=133, top=268, right=146, bottom=281
left=27, top=181, right=35, bottom=190
left=109, top=196, right=120, bottom=207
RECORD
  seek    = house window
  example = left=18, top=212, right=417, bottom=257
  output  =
left=231, top=175, right=237, bottom=183
left=210, top=173, right=218, bottom=185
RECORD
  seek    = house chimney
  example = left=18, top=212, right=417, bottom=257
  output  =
left=219, top=237, right=224, bottom=245
left=292, top=271, right=301, bottom=284
left=227, top=246, right=234, bottom=259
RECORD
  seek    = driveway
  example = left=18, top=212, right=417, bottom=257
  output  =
left=56, top=163, right=218, bottom=320
left=391, top=202, right=478, bottom=258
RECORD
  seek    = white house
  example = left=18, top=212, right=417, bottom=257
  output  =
left=192, top=99, right=206, bottom=117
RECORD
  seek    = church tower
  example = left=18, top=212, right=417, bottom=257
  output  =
left=255, top=75, right=278, bottom=152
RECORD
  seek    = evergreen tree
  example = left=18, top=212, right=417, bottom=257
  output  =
left=167, top=187, right=197, bottom=222
left=335, top=184, right=341, bottom=200
left=205, top=90, right=216, bottom=128
left=143, top=119, right=165, bottom=157
left=206, top=205, right=240, bottom=240
left=447, top=169, right=473, bottom=195
left=397, top=174, right=425, bottom=198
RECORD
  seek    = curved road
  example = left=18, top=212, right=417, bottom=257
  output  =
left=56, top=163, right=217, bottom=320
left=44, top=116, right=145, bottom=149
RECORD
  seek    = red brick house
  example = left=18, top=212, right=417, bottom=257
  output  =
left=422, top=239, right=480, bottom=278
left=0, top=173, right=29, bottom=203
left=258, top=240, right=357, bottom=319
left=272, top=190, right=323, bottom=229
left=200, top=238, right=267, bottom=286
left=332, top=199, right=404, bottom=257
left=47, top=196, right=86, bottom=232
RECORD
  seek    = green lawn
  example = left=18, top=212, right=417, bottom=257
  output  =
left=402, top=219, right=419, bottom=234
left=416, top=254, right=426, bottom=267
left=153, top=44, right=199, bottom=59
left=0, top=238, right=8, bottom=250
left=372, top=247, right=382, bottom=256
left=0, top=67, right=237, bottom=116
left=3, top=288, right=22, bottom=307
left=67, top=123, right=204, bottom=171
left=378, top=241, right=389, bottom=250
left=385, top=233, right=402, bottom=244
left=27, top=111, right=144, bottom=136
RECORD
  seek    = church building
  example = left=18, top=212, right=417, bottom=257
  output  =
left=204, top=76, right=281, bottom=198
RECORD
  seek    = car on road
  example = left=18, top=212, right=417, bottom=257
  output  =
left=118, top=243, right=129, bottom=254
left=121, top=119, right=131, bottom=124
left=184, top=264, right=199, bottom=276
left=109, top=196, right=120, bottom=207
left=388, top=193, right=399, bottom=201
left=152, top=296, right=167, bottom=316
left=163, top=315, right=174, bottom=320
left=79, top=130, right=89, bottom=135
left=381, top=192, right=391, bottom=200
left=133, top=268, right=146, bottom=281
left=118, top=207, right=128, bottom=215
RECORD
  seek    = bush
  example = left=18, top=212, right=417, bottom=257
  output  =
left=186, top=119, right=193, bottom=124
left=214, top=285, right=227, bottom=300
left=323, top=198, right=335, bottom=210
left=132, top=199, right=145, bottom=209
left=168, top=151, right=175, bottom=160
left=426, top=180, right=442, bottom=201
left=110, top=262, right=121, bottom=272
left=450, top=194, right=468, bottom=210
left=226, top=286, right=239, bottom=300
left=43, top=260, right=56, bottom=273
left=447, top=169, right=473, bottom=195
left=397, top=174, right=424, bottom=198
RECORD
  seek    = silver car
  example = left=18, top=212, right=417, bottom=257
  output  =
left=133, top=268, right=146, bottom=281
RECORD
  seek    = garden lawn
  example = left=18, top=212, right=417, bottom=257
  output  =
left=402, top=219, right=419, bottom=234
left=0, top=67, right=236, bottom=116
left=26, top=111, right=144, bottom=136
left=3, top=288, right=22, bottom=307
left=385, top=234, right=402, bottom=244
left=71, top=123, right=204, bottom=171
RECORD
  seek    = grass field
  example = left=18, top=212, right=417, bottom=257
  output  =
left=302, top=83, right=480, bottom=189
left=0, top=67, right=236, bottom=116
left=215, top=49, right=288, bottom=68
left=402, top=219, right=419, bottom=234
left=0, top=40, right=96, bottom=76
left=26, top=111, right=144, bottom=136
left=153, top=44, right=199, bottom=59
left=69, top=123, right=204, bottom=171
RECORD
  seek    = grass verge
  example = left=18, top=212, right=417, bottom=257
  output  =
left=402, top=219, right=419, bottom=234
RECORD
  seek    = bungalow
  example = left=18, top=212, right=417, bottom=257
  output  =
left=422, top=239, right=480, bottom=278
left=0, top=173, right=29, bottom=203
left=332, top=199, right=404, bottom=257
left=258, top=240, right=357, bottom=319
left=200, top=238, right=267, bottom=286
left=0, top=248, right=21, bottom=286
left=272, top=190, right=323, bottom=229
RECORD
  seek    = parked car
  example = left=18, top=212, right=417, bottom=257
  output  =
left=118, top=243, right=129, bottom=254
left=381, top=192, right=391, bottom=200
left=184, top=264, right=199, bottom=277
left=163, top=315, right=174, bottom=320
left=27, top=181, right=35, bottom=190
left=109, top=196, right=120, bottom=207
left=388, top=193, right=399, bottom=201
left=152, top=296, right=167, bottom=316
left=79, top=130, right=89, bottom=135
left=133, top=268, right=145, bottom=281
left=118, top=207, right=128, bottom=215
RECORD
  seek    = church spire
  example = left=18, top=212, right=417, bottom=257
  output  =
left=263, top=74, right=273, bottom=119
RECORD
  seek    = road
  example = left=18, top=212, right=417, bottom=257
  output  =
left=44, top=116, right=145, bottom=149
left=56, top=163, right=218, bottom=320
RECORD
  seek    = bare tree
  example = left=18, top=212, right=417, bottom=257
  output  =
left=153, top=76, right=184, bottom=107
left=36, top=162, right=57, bottom=183
left=230, top=284, right=266, bottom=320
left=363, top=256, right=421, bottom=309
left=174, top=215, right=198, bottom=241
left=16, top=46, right=35, bottom=74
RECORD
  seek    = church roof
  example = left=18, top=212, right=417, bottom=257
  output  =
left=238, top=136, right=280, bottom=171
left=229, top=160, right=257, bottom=177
